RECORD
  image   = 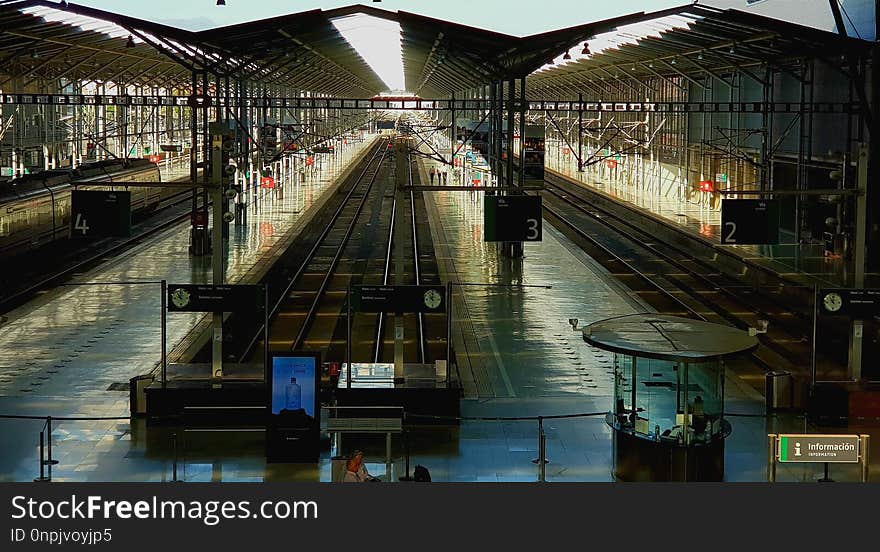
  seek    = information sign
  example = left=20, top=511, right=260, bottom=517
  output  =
left=819, top=288, right=880, bottom=318
left=70, top=190, right=131, bottom=238
left=351, top=285, right=446, bottom=314
left=167, top=284, right=264, bottom=313
left=484, top=195, right=542, bottom=242
left=720, top=199, right=780, bottom=245
left=777, top=434, right=860, bottom=463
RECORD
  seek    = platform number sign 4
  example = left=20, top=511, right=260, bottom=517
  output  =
left=74, top=213, right=91, bottom=236
left=720, top=199, right=779, bottom=245
left=70, top=190, right=132, bottom=238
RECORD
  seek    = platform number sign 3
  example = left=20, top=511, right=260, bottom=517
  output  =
left=484, top=195, right=543, bottom=242
left=526, top=218, right=540, bottom=240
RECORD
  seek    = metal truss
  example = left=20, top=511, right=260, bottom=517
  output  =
left=0, top=93, right=862, bottom=115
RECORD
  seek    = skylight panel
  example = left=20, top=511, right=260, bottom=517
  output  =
left=331, top=14, right=406, bottom=92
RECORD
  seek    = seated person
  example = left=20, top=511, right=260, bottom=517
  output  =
left=343, top=451, right=380, bottom=482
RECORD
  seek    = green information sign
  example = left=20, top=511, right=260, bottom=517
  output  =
left=778, top=434, right=860, bottom=463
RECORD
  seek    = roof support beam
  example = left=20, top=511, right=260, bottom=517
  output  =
left=657, top=59, right=707, bottom=91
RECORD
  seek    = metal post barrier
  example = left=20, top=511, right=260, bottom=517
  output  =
left=810, top=283, right=818, bottom=395
left=767, top=434, right=777, bottom=483
left=161, top=280, right=167, bottom=389
left=532, top=416, right=549, bottom=482
left=446, top=281, right=453, bottom=386
left=34, top=431, right=50, bottom=482
left=45, top=416, right=58, bottom=471
left=860, top=434, right=870, bottom=483
left=171, top=432, right=181, bottom=482
left=818, top=462, right=834, bottom=482
left=399, top=418, right=413, bottom=481
left=539, top=429, right=547, bottom=483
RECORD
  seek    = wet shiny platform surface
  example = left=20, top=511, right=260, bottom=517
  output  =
left=0, top=137, right=376, bottom=481
left=544, top=145, right=877, bottom=287
left=0, top=138, right=876, bottom=482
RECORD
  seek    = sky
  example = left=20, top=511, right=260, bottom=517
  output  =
left=71, top=0, right=687, bottom=35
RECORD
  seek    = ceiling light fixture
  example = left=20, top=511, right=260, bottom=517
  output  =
left=581, top=43, right=590, bottom=55
left=562, top=51, right=571, bottom=60
left=126, top=35, right=135, bottom=48
left=217, top=0, right=226, bottom=5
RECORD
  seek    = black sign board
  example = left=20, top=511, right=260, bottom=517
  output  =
left=819, top=288, right=880, bottom=318
left=484, top=195, right=542, bottom=242
left=351, top=285, right=446, bottom=313
left=167, top=284, right=264, bottom=313
left=71, top=190, right=131, bottom=238
left=721, top=199, right=780, bottom=245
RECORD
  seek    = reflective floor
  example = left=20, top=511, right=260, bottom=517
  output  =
left=0, top=137, right=376, bottom=481
left=0, top=135, right=877, bottom=482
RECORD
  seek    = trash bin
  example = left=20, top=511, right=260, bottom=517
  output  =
left=129, top=374, right=154, bottom=418
left=765, top=371, right=792, bottom=410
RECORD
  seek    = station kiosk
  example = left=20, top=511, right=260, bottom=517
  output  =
left=582, top=314, right=758, bottom=481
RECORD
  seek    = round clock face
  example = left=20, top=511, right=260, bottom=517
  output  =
left=423, top=289, right=442, bottom=309
left=171, top=288, right=191, bottom=309
left=823, top=292, right=843, bottom=313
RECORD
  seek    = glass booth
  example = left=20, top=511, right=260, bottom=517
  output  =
left=583, top=314, right=758, bottom=481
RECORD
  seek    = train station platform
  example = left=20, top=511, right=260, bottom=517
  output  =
left=0, top=136, right=377, bottom=481
left=0, top=135, right=874, bottom=482
left=544, top=146, right=879, bottom=289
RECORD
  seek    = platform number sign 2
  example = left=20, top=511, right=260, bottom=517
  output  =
left=70, top=190, right=132, bottom=238
left=720, top=199, right=780, bottom=245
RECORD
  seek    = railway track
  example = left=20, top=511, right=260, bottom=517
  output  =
left=538, top=174, right=849, bottom=395
left=232, top=138, right=446, bottom=371
left=0, top=188, right=199, bottom=314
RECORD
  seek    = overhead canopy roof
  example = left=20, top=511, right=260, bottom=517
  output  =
left=191, top=4, right=611, bottom=97
left=529, top=3, right=872, bottom=98
left=0, top=1, right=872, bottom=98
left=0, top=0, right=198, bottom=90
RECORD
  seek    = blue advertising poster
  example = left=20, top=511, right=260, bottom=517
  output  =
left=270, top=355, right=317, bottom=421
